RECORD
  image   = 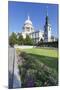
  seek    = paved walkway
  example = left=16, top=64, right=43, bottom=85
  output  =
left=8, top=47, right=21, bottom=89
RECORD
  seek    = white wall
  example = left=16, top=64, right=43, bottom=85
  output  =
left=14, top=45, right=34, bottom=49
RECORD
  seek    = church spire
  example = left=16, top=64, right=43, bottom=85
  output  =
left=46, top=6, right=48, bottom=16
left=28, top=16, right=30, bottom=20
left=45, top=6, right=49, bottom=25
left=44, top=6, right=51, bottom=42
left=27, top=14, right=30, bottom=20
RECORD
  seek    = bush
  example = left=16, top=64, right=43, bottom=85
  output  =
left=37, top=41, right=58, bottom=48
left=18, top=52, right=58, bottom=87
left=24, top=35, right=33, bottom=45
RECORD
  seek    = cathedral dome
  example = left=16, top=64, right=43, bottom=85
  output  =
left=24, top=16, right=32, bottom=25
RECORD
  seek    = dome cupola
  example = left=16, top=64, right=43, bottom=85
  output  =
left=24, top=16, right=32, bottom=25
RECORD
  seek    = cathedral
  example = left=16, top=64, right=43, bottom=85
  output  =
left=17, top=12, right=56, bottom=44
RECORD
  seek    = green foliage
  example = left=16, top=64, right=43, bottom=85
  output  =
left=18, top=34, right=24, bottom=45
left=9, top=32, right=17, bottom=46
left=18, top=51, right=58, bottom=87
left=9, top=32, right=58, bottom=47
left=9, top=33, right=34, bottom=46
left=40, top=38, right=43, bottom=43
left=38, top=41, right=58, bottom=48
left=24, top=35, right=33, bottom=45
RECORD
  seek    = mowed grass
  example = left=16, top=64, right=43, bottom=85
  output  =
left=22, top=48, right=58, bottom=71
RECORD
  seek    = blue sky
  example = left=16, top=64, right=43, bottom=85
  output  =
left=8, top=1, right=58, bottom=38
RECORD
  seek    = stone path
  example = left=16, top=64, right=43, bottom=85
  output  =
left=8, top=47, right=21, bottom=89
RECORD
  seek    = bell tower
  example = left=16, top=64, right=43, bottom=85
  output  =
left=44, top=6, right=51, bottom=42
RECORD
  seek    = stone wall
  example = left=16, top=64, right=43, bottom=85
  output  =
left=14, top=45, right=34, bottom=49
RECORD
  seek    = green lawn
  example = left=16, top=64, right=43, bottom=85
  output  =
left=22, top=48, right=58, bottom=71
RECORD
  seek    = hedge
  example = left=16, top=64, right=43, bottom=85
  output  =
left=37, top=41, right=58, bottom=48
left=18, top=52, right=58, bottom=87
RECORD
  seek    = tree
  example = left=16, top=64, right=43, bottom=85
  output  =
left=40, top=38, right=43, bottom=43
left=18, top=34, right=24, bottom=45
left=9, top=32, right=17, bottom=46
left=24, top=35, right=33, bottom=45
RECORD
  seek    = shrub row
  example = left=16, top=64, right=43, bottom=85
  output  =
left=18, top=52, right=58, bottom=87
left=37, top=41, right=58, bottom=48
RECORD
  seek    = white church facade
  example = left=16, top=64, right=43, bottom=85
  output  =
left=21, top=16, right=34, bottom=39
left=17, top=13, right=56, bottom=44
left=20, top=16, right=44, bottom=44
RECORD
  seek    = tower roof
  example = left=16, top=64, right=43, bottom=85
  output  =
left=46, top=6, right=48, bottom=16
left=45, top=6, right=49, bottom=25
